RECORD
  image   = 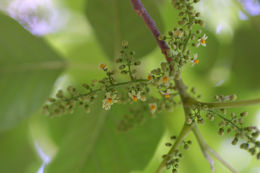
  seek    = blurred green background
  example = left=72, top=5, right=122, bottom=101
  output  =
left=0, top=0, right=260, bottom=173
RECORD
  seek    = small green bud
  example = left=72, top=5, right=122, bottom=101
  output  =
left=82, top=83, right=90, bottom=89
left=198, top=20, right=204, bottom=26
left=56, top=90, right=64, bottom=98
left=240, top=111, right=248, bottom=117
left=252, top=131, right=260, bottom=138
left=172, top=169, right=178, bottom=173
left=122, top=40, right=128, bottom=48
left=257, top=152, right=260, bottom=160
left=85, top=104, right=90, bottom=114
left=67, top=86, right=76, bottom=93
left=165, top=142, right=172, bottom=147
left=209, top=115, right=215, bottom=121
left=171, top=136, right=177, bottom=140
left=232, top=137, right=238, bottom=145
left=240, top=143, right=249, bottom=150
left=158, top=34, right=166, bottom=41
left=249, top=147, right=256, bottom=155
left=255, top=141, right=260, bottom=147
left=116, top=58, right=122, bottom=63
left=134, top=61, right=141, bottom=66
left=179, top=12, right=184, bottom=16
left=119, top=65, right=126, bottom=70
left=48, top=98, right=56, bottom=103
left=195, top=12, right=200, bottom=17
left=130, top=51, right=135, bottom=55
left=220, top=108, right=227, bottom=114
left=184, top=144, right=189, bottom=150
left=218, top=128, right=224, bottom=136
left=230, top=94, right=237, bottom=101
left=186, top=118, right=193, bottom=125
left=161, top=62, right=168, bottom=72
left=197, top=118, right=204, bottom=124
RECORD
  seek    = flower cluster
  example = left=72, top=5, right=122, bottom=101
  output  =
left=202, top=108, right=260, bottom=159
left=162, top=136, right=192, bottom=173
left=42, top=85, right=98, bottom=116
left=157, top=0, right=207, bottom=78
left=43, top=41, right=181, bottom=132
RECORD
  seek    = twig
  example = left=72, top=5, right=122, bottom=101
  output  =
left=130, top=0, right=171, bottom=62
left=192, top=126, right=238, bottom=173
left=192, top=125, right=215, bottom=172
left=155, top=123, right=193, bottom=173
left=198, top=98, right=260, bottom=109
left=129, top=1, right=194, bottom=172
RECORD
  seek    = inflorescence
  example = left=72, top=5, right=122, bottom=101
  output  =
left=162, top=135, right=192, bottom=173
left=43, top=0, right=260, bottom=168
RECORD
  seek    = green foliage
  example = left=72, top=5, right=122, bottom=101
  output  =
left=0, top=13, right=65, bottom=131
left=46, top=102, right=164, bottom=173
left=86, top=0, right=164, bottom=60
left=0, top=121, right=40, bottom=173
left=231, top=25, right=260, bottom=89
left=1, top=0, right=260, bottom=173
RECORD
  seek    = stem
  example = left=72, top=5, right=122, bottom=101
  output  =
left=127, top=60, right=134, bottom=81
left=198, top=98, right=260, bottom=109
left=68, top=79, right=148, bottom=101
left=192, top=125, right=215, bottom=172
left=155, top=123, right=193, bottom=173
left=193, top=126, right=238, bottom=173
left=129, top=1, right=194, bottom=172
left=130, top=0, right=171, bottom=62
left=129, top=1, right=258, bottom=173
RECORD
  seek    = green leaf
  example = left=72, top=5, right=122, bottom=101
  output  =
left=86, top=0, right=164, bottom=60
left=46, top=100, right=164, bottom=173
left=0, top=120, right=40, bottom=173
left=0, top=13, right=66, bottom=131
left=64, top=0, right=87, bottom=12
left=231, top=24, right=260, bottom=90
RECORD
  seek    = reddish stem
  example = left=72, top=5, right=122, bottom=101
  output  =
left=130, top=0, right=171, bottom=62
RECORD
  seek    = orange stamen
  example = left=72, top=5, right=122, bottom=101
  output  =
left=100, top=64, right=106, bottom=69
left=194, top=59, right=199, bottom=64
left=176, top=31, right=181, bottom=37
left=162, top=76, right=168, bottom=83
left=132, top=96, right=138, bottom=102
left=150, top=105, right=156, bottom=110
left=147, top=75, right=152, bottom=81
left=107, top=98, right=113, bottom=103
left=165, top=94, right=170, bottom=98
left=201, top=39, right=206, bottom=44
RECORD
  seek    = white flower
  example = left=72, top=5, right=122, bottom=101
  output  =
left=160, top=89, right=174, bottom=98
left=140, top=95, right=146, bottom=102
left=160, top=74, right=173, bottom=87
left=128, top=90, right=141, bottom=102
left=149, top=103, right=157, bottom=114
left=191, top=53, right=199, bottom=65
left=102, top=92, right=118, bottom=110
left=198, top=34, right=208, bottom=47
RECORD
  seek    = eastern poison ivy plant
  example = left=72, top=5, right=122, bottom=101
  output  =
left=43, top=0, right=260, bottom=173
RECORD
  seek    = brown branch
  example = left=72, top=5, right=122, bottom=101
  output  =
left=129, top=1, right=194, bottom=172
left=130, top=0, right=171, bottom=62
